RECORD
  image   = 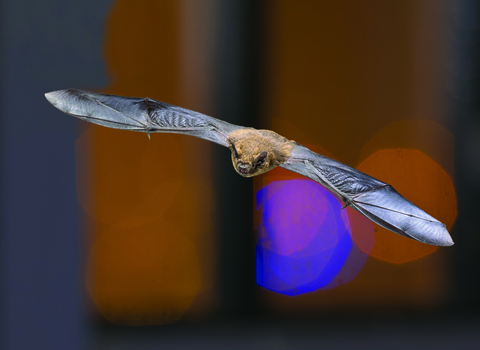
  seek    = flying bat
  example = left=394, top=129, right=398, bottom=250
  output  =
left=45, top=89, right=454, bottom=247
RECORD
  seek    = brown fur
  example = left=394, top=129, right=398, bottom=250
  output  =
left=228, top=128, right=294, bottom=177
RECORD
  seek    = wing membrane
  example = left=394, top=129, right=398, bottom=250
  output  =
left=45, top=89, right=242, bottom=147
left=282, top=144, right=454, bottom=246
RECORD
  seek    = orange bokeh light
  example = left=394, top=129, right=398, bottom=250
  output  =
left=357, top=149, right=457, bottom=264
left=76, top=127, right=183, bottom=228
left=79, top=0, right=215, bottom=325
left=87, top=219, right=201, bottom=325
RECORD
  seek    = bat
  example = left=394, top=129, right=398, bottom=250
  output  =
left=45, top=89, right=454, bottom=247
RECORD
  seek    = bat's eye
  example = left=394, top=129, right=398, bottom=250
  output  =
left=254, top=151, right=268, bottom=168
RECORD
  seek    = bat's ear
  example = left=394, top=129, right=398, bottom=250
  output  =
left=231, top=143, right=239, bottom=158
left=254, top=151, right=268, bottom=163
left=254, top=151, right=268, bottom=168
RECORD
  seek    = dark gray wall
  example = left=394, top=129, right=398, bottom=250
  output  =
left=0, top=1, right=113, bottom=349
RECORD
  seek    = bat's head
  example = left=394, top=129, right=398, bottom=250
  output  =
left=229, top=129, right=288, bottom=177
left=230, top=144, right=276, bottom=177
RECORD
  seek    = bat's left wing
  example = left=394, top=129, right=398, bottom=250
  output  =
left=45, top=89, right=243, bottom=147
left=281, top=143, right=454, bottom=246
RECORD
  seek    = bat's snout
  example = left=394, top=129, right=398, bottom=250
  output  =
left=234, top=161, right=256, bottom=177
left=238, top=164, right=250, bottom=175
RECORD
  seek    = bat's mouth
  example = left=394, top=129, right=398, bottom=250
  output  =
left=236, top=163, right=252, bottom=176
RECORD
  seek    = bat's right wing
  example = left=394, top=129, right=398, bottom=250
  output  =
left=281, top=144, right=454, bottom=246
left=45, top=89, right=243, bottom=147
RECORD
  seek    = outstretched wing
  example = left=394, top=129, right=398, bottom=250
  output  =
left=281, top=144, right=454, bottom=246
left=45, top=89, right=243, bottom=147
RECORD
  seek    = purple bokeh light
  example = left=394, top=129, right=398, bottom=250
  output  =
left=255, top=179, right=374, bottom=296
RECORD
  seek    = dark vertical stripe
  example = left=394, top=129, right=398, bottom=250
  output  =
left=452, top=0, right=480, bottom=312
left=214, top=0, right=266, bottom=317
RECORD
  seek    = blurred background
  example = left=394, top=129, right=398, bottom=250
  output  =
left=1, top=0, right=479, bottom=349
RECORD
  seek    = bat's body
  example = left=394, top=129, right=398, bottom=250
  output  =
left=45, top=89, right=454, bottom=247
